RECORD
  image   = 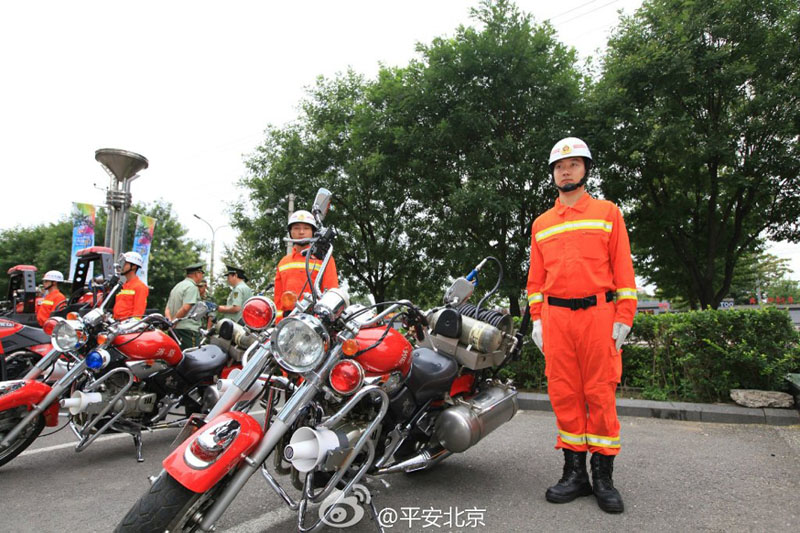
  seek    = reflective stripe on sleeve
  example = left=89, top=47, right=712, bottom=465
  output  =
left=586, top=433, right=621, bottom=449
left=615, top=288, right=638, bottom=301
left=535, top=219, right=613, bottom=243
left=119, top=290, right=136, bottom=295
left=527, top=292, right=543, bottom=304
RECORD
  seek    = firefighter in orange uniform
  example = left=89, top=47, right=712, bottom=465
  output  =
left=526, top=137, right=636, bottom=514
left=113, top=251, right=149, bottom=320
left=274, top=210, right=339, bottom=320
left=36, top=270, right=67, bottom=326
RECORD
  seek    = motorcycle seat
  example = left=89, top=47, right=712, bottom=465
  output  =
left=175, top=344, right=228, bottom=383
left=406, top=347, right=458, bottom=405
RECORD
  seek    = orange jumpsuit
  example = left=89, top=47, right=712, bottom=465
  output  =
left=36, top=289, right=66, bottom=326
left=526, top=193, right=637, bottom=456
left=274, top=248, right=339, bottom=319
left=113, top=276, right=149, bottom=320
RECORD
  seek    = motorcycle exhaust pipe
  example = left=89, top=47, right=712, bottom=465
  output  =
left=60, top=391, right=103, bottom=415
left=434, top=384, right=518, bottom=453
left=283, top=424, right=361, bottom=473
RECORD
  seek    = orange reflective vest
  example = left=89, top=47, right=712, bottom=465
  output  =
left=36, top=289, right=66, bottom=326
left=526, top=193, right=637, bottom=326
left=113, top=276, right=149, bottom=320
left=274, top=248, right=339, bottom=315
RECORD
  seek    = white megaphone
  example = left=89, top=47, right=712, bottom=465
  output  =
left=283, top=427, right=342, bottom=473
left=60, top=391, right=103, bottom=415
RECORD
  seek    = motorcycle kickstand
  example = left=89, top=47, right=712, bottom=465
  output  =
left=367, top=496, right=386, bottom=533
left=132, top=433, right=144, bottom=462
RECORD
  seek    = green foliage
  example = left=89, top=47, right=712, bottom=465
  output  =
left=234, top=0, right=584, bottom=311
left=623, top=308, right=800, bottom=402
left=500, top=308, right=800, bottom=403
left=591, top=0, right=800, bottom=309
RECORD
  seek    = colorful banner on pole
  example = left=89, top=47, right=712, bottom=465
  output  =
left=132, top=214, right=157, bottom=285
left=69, top=203, right=96, bottom=281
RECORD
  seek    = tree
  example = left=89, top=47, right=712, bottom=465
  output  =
left=592, top=0, right=800, bottom=309
left=0, top=201, right=203, bottom=310
left=401, top=0, right=586, bottom=315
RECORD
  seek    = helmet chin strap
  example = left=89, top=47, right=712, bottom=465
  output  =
left=555, top=176, right=587, bottom=192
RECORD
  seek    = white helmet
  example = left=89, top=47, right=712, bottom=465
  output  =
left=42, top=270, right=64, bottom=282
left=548, top=137, right=593, bottom=168
left=122, top=251, right=144, bottom=268
left=287, top=210, right=318, bottom=231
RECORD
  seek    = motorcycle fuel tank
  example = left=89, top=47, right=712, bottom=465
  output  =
left=353, top=326, right=413, bottom=377
left=112, top=330, right=183, bottom=366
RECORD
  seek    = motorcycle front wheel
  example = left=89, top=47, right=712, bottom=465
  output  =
left=0, top=407, right=45, bottom=467
left=115, top=471, right=232, bottom=533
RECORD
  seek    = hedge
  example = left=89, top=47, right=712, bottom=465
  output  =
left=500, top=307, right=800, bottom=403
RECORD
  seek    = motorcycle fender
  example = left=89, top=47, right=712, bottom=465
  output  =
left=163, top=411, right=264, bottom=493
left=28, top=343, right=54, bottom=357
left=0, top=380, right=59, bottom=426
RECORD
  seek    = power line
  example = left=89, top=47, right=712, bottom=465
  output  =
left=558, top=0, right=624, bottom=26
left=546, top=0, right=604, bottom=22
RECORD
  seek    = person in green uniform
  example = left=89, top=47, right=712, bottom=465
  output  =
left=165, top=262, right=205, bottom=349
left=217, top=264, right=252, bottom=324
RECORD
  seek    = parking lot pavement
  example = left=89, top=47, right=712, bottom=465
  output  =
left=2, top=410, right=798, bottom=532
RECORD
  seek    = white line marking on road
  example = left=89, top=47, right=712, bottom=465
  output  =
left=18, top=410, right=266, bottom=457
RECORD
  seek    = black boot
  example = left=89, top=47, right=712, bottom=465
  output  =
left=590, top=453, right=624, bottom=513
left=545, top=449, right=593, bottom=503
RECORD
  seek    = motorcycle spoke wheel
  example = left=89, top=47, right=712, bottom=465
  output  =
left=115, top=471, right=230, bottom=533
left=0, top=408, right=45, bottom=467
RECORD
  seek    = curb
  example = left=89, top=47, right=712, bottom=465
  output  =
left=517, top=392, right=800, bottom=426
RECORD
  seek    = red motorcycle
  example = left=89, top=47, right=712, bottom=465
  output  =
left=0, top=273, right=249, bottom=468
left=117, top=189, right=525, bottom=532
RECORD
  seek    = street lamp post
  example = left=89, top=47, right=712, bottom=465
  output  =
left=193, top=214, right=228, bottom=290
left=265, top=193, right=295, bottom=255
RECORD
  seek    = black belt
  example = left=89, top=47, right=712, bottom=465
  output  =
left=548, top=291, right=614, bottom=311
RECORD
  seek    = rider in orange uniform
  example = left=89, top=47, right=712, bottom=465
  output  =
left=274, top=210, right=339, bottom=320
left=526, top=137, right=636, bottom=514
left=36, top=270, right=67, bottom=326
left=113, top=251, right=149, bottom=320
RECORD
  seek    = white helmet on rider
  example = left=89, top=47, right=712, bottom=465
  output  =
left=122, top=251, right=144, bottom=268
left=286, top=210, right=318, bottom=232
left=42, top=270, right=64, bottom=283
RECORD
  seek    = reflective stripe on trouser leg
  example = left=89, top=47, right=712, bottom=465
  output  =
left=579, top=302, right=621, bottom=456
left=543, top=303, right=588, bottom=452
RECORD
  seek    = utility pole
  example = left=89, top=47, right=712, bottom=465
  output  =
left=287, top=192, right=295, bottom=255
left=193, top=214, right=228, bottom=291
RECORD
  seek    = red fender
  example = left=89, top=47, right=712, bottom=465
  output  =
left=0, top=380, right=60, bottom=426
left=163, top=411, right=264, bottom=493
left=28, top=344, right=54, bottom=357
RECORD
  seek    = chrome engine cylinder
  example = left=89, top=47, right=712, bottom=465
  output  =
left=433, top=385, right=518, bottom=453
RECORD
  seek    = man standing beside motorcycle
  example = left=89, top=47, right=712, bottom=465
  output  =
left=526, top=137, right=637, bottom=514
left=112, top=251, right=149, bottom=320
left=217, top=264, right=253, bottom=324
left=35, top=270, right=66, bottom=326
left=165, top=262, right=205, bottom=348
left=273, top=209, right=339, bottom=321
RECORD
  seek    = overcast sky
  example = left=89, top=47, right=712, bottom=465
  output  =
left=2, top=0, right=798, bottom=281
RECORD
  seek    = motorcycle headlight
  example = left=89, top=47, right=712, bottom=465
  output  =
left=52, top=319, right=87, bottom=352
left=272, top=314, right=329, bottom=373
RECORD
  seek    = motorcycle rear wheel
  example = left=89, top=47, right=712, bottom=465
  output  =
left=115, top=471, right=231, bottom=533
left=0, top=408, right=45, bottom=467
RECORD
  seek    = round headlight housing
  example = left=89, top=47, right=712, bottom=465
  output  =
left=51, top=319, right=87, bottom=352
left=272, top=314, right=329, bottom=373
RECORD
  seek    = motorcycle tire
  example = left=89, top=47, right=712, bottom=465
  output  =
left=115, top=471, right=231, bottom=533
left=0, top=408, right=45, bottom=467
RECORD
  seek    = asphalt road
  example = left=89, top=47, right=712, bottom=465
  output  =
left=1, top=410, right=798, bottom=532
